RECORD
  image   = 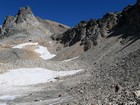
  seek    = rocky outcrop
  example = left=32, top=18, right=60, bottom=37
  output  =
left=3, top=16, right=15, bottom=28
left=52, top=12, right=120, bottom=51
left=110, top=0, right=140, bottom=41
left=0, top=6, right=69, bottom=39
left=15, top=6, right=33, bottom=24
left=2, top=6, right=39, bottom=29
left=52, top=0, right=140, bottom=51
left=2, top=7, right=35, bottom=29
left=121, top=2, right=140, bottom=25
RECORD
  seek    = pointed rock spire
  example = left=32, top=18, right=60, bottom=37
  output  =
left=18, top=6, right=33, bottom=16
left=15, top=6, right=34, bottom=24
left=3, top=16, right=15, bottom=28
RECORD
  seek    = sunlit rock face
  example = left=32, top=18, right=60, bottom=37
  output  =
left=0, top=6, right=69, bottom=39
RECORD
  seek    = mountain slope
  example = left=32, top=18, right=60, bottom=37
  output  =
left=50, top=1, right=140, bottom=104
left=51, top=1, right=140, bottom=62
left=0, top=1, right=140, bottom=105
left=0, top=6, right=69, bottom=62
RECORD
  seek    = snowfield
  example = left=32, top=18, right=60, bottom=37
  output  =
left=0, top=68, right=82, bottom=104
left=0, top=103, right=6, bottom=105
left=35, top=45, right=56, bottom=60
left=12, top=42, right=56, bottom=60
left=0, top=68, right=82, bottom=87
left=0, top=95, right=16, bottom=101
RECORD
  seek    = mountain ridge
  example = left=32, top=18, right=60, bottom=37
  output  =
left=0, top=6, right=69, bottom=39
left=52, top=0, right=140, bottom=53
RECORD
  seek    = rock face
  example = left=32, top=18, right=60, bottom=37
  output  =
left=3, top=16, right=15, bottom=28
left=52, top=0, right=140, bottom=51
left=2, top=6, right=39, bottom=30
left=113, top=1, right=140, bottom=41
left=0, top=6, right=69, bottom=39
left=52, top=12, right=120, bottom=51
left=15, top=6, right=34, bottom=24
left=0, top=1, right=140, bottom=105
left=2, top=6, right=36, bottom=29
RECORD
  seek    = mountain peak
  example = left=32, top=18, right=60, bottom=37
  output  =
left=0, top=6, right=69, bottom=38
left=15, top=6, right=35, bottom=24
left=2, top=6, right=35, bottom=28
left=18, top=6, right=33, bottom=16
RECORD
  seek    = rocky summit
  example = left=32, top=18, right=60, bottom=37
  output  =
left=0, top=6, right=69, bottom=39
left=0, top=1, right=140, bottom=105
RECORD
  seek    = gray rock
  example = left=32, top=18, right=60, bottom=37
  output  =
left=3, top=16, right=15, bottom=28
left=0, top=1, right=140, bottom=105
left=52, top=0, right=140, bottom=53
left=0, top=6, right=69, bottom=39
left=51, top=12, right=120, bottom=51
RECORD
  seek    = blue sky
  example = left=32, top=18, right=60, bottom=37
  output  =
left=0, top=0, right=136, bottom=27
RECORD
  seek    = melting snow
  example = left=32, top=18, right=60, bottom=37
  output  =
left=12, top=42, right=56, bottom=60
left=63, top=56, right=79, bottom=62
left=0, top=95, right=16, bottom=100
left=0, top=103, right=7, bottom=105
left=35, top=45, right=56, bottom=60
left=0, top=68, right=82, bottom=103
left=12, top=42, right=38, bottom=49
left=0, top=68, right=82, bottom=87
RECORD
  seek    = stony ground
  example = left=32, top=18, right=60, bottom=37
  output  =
left=0, top=1, right=140, bottom=105
left=0, top=35, right=139, bottom=105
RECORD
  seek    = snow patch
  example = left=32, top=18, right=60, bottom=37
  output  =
left=0, top=103, right=7, bottom=105
left=0, top=95, right=16, bottom=100
left=0, top=68, right=82, bottom=87
left=63, top=56, right=79, bottom=62
left=12, top=42, right=38, bottom=49
left=35, top=45, right=56, bottom=60
left=12, top=42, right=56, bottom=60
left=0, top=68, right=82, bottom=103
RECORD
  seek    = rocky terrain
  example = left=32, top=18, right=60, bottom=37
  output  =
left=0, top=1, right=140, bottom=105
left=0, top=6, right=69, bottom=63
